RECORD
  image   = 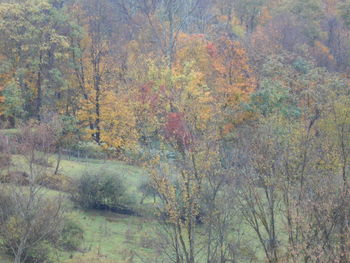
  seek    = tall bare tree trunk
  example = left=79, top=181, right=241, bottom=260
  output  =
left=36, top=52, right=43, bottom=121
left=54, top=146, right=61, bottom=175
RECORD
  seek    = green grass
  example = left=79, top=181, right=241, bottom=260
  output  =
left=0, top=201, right=155, bottom=263
left=2, top=152, right=278, bottom=263
left=64, top=209, right=155, bottom=262
left=0, top=128, right=18, bottom=136
left=0, top=253, right=12, bottom=263
left=55, top=158, right=156, bottom=261
left=3, top=154, right=156, bottom=262
left=9, top=154, right=148, bottom=200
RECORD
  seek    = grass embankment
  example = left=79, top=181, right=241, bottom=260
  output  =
left=57, top=157, right=155, bottom=261
left=1, top=153, right=156, bottom=262
left=2, top=151, right=275, bottom=262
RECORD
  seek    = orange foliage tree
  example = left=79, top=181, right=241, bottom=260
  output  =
left=143, top=33, right=256, bottom=263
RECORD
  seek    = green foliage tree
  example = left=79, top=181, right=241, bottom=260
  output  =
left=0, top=0, right=80, bottom=120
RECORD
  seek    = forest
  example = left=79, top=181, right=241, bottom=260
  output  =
left=1, top=0, right=350, bottom=262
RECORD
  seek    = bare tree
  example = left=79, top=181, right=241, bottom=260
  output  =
left=0, top=122, right=65, bottom=263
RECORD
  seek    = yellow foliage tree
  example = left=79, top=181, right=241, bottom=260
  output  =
left=143, top=33, right=256, bottom=263
left=72, top=0, right=138, bottom=151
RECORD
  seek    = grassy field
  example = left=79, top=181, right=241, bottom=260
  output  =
left=2, top=151, right=270, bottom=263
left=61, top=158, right=146, bottom=194
left=65, top=210, right=155, bottom=261
left=0, top=253, right=12, bottom=263
left=57, top=158, right=154, bottom=262
left=1, top=153, right=156, bottom=263
left=0, top=208, right=155, bottom=263
left=10, top=154, right=148, bottom=199
left=0, top=207, right=155, bottom=263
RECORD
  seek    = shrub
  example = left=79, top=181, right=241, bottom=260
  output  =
left=0, top=199, right=84, bottom=261
left=59, top=219, right=84, bottom=251
left=0, top=189, right=69, bottom=262
left=39, top=173, right=75, bottom=193
left=33, top=156, right=53, bottom=167
left=25, top=241, right=56, bottom=263
left=72, top=172, right=135, bottom=214
left=138, top=181, right=158, bottom=204
left=0, top=154, right=10, bottom=168
left=0, top=171, right=29, bottom=185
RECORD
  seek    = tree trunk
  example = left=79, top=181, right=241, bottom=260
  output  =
left=36, top=51, right=43, bottom=121
left=92, top=48, right=101, bottom=144
left=167, top=0, right=175, bottom=70
left=54, top=146, right=61, bottom=175
left=14, top=254, right=21, bottom=263
left=14, top=245, right=24, bottom=263
left=36, top=71, right=42, bottom=121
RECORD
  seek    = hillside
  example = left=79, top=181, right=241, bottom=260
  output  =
left=1, top=0, right=350, bottom=262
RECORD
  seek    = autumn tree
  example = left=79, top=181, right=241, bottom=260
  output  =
left=0, top=121, right=65, bottom=263
left=70, top=0, right=138, bottom=151
left=141, top=31, right=256, bottom=263
left=123, top=0, right=203, bottom=69
left=234, top=0, right=268, bottom=33
left=0, top=0, right=79, bottom=122
left=0, top=85, right=4, bottom=118
left=234, top=117, right=285, bottom=263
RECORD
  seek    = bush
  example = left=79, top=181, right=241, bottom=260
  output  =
left=25, top=241, right=56, bottom=263
left=0, top=154, right=11, bottom=168
left=39, top=173, right=75, bottom=193
left=33, top=156, right=53, bottom=167
left=0, top=171, right=29, bottom=185
left=72, top=172, right=135, bottom=214
left=0, top=190, right=83, bottom=262
left=138, top=181, right=158, bottom=204
left=59, top=219, right=84, bottom=251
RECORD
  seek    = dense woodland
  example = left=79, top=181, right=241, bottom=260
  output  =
left=1, top=0, right=350, bottom=262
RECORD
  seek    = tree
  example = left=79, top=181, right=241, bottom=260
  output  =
left=125, top=0, right=203, bottom=69
left=0, top=134, right=11, bottom=176
left=0, top=85, right=4, bottom=118
left=0, top=0, right=79, bottom=121
left=70, top=0, right=138, bottom=151
left=234, top=117, right=286, bottom=263
left=143, top=32, right=255, bottom=263
left=49, top=114, right=80, bottom=175
left=0, top=121, right=65, bottom=263
left=234, top=0, right=267, bottom=33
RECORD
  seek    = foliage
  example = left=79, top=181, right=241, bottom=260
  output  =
left=247, top=79, right=301, bottom=118
left=73, top=172, right=135, bottom=213
left=0, top=190, right=64, bottom=263
left=0, top=121, right=67, bottom=263
left=40, top=173, right=75, bottom=192
left=2, top=81, right=25, bottom=121
left=0, top=0, right=79, bottom=121
left=69, top=142, right=107, bottom=159
left=59, top=219, right=84, bottom=251
left=2, top=0, right=350, bottom=262
left=25, top=241, right=56, bottom=263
